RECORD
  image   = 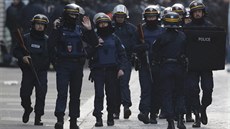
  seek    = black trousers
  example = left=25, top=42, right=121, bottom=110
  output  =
left=114, top=62, right=132, bottom=114
left=20, top=68, right=48, bottom=116
left=55, top=61, right=83, bottom=118
left=92, top=68, right=117, bottom=118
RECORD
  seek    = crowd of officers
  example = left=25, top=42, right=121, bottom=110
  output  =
left=10, top=0, right=216, bottom=129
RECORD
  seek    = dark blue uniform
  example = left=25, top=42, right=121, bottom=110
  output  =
left=13, top=32, right=50, bottom=117
left=134, top=24, right=165, bottom=119
left=50, top=25, right=98, bottom=120
left=113, top=22, right=136, bottom=117
left=88, top=34, right=127, bottom=122
left=185, top=19, right=214, bottom=115
left=153, top=29, right=187, bottom=120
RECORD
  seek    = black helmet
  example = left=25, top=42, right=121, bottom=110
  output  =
left=171, top=3, right=185, bottom=17
left=31, top=14, right=49, bottom=25
left=189, top=1, right=206, bottom=13
left=93, top=12, right=111, bottom=25
left=143, top=5, right=160, bottom=20
left=112, top=4, right=129, bottom=18
left=64, top=3, right=80, bottom=15
left=162, top=12, right=181, bottom=28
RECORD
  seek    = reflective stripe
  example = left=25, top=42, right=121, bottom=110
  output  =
left=190, top=5, right=204, bottom=10
left=164, top=18, right=180, bottom=23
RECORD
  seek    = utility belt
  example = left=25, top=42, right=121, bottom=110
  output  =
left=94, top=66, right=118, bottom=71
left=161, top=58, right=179, bottom=64
left=57, top=57, right=85, bottom=63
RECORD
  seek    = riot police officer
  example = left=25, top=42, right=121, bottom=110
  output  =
left=13, top=14, right=50, bottom=126
left=185, top=1, right=215, bottom=128
left=133, top=5, right=165, bottom=124
left=112, top=4, right=136, bottom=120
left=49, top=3, right=98, bottom=129
left=153, top=12, right=187, bottom=129
left=172, top=3, right=194, bottom=123
left=88, top=12, right=127, bottom=127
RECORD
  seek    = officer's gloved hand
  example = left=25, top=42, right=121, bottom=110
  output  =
left=117, top=69, right=124, bottom=79
left=22, top=56, right=31, bottom=64
left=136, top=44, right=149, bottom=53
left=53, top=17, right=62, bottom=29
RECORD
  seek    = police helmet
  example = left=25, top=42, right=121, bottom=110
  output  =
left=162, top=12, right=181, bottom=28
left=93, top=12, right=111, bottom=25
left=31, top=14, right=49, bottom=25
left=171, top=3, right=185, bottom=16
left=75, top=4, right=85, bottom=16
left=189, top=1, right=206, bottom=13
left=161, top=7, right=172, bottom=17
left=63, top=3, right=85, bottom=16
left=112, top=4, right=129, bottom=18
left=143, top=5, right=161, bottom=20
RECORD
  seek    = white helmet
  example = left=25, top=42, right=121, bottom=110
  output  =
left=171, top=3, right=185, bottom=16
left=112, top=4, right=129, bottom=18
left=93, top=12, right=111, bottom=25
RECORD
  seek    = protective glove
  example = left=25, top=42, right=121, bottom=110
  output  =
left=22, top=56, right=31, bottom=64
left=117, top=69, right=124, bottom=79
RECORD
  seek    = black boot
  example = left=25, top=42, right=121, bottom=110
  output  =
left=192, top=111, right=201, bottom=128
left=107, top=113, right=114, bottom=126
left=167, top=119, right=175, bottom=129
left=186, top=112, right=194, bottom=122
left=159, top=111, right=167, bottom=119
left=34, top=115, right=43, bottom=126
left=124, top=106, right=131, bottom=119
left=70, top=118, right=79, bottom=129
left=138, top=112, right=149, bottom=124
left=95, top=117, right=103, bottom=127
left=177, top=115, right=186, bottom=129
left=149, top=113, right=157, bottom=124
left=200, top=106, right=208, bottom=125
left=22, top=107, right=33, bottom=123
left=54, top=117, right=64, bottom=129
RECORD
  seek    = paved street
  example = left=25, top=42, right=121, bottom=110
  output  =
left=0, top=67, right=230, bottom=129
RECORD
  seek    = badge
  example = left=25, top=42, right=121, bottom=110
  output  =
left=67, top=42, right=73, bottom=52
left=31, top=44, right=40, bottom=48
left=67, top=44, right=72, bottom=52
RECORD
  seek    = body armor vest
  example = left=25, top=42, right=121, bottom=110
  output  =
left=58, top=25, right=84, bottom=58
left=96, top=35, right=117, bottom=65
left=24, top=33, right=49, bottom=70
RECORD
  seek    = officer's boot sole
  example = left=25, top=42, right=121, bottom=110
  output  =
left=138, top=113, right=149, bottom=124
left=54, top=122, right=63, bottom=129
left=22, top=107, right=33, bottom=123
left=124, top=109, right=131, bottom=119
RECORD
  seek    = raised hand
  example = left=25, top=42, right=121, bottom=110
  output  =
left=82, top=16, right=92, bottom=30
